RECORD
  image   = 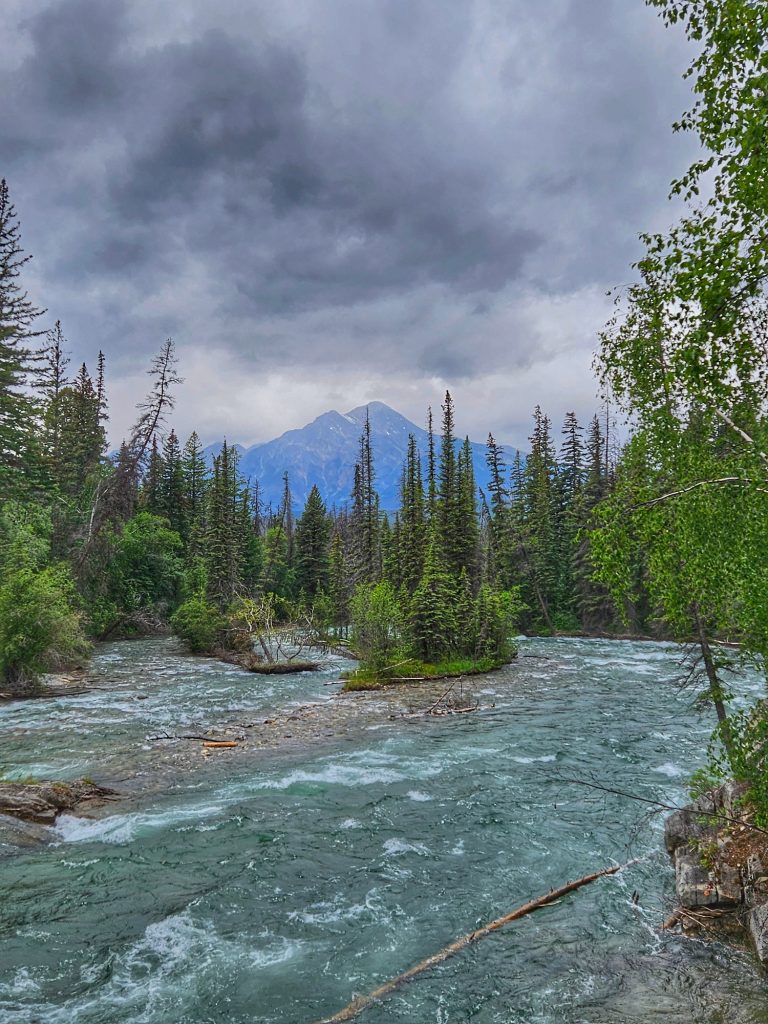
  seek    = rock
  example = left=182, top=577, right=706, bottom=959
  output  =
left=722, top=780, right=750, bottom=818
left=714, top=862, right=743, bottom=905
left=748, top=904, right=768, bottom=964
left=675, top=847, right=720, bottom=907
left=675, top=845, right=744, bottom=908
left=0, top=780, right=116, bottom=825
left=665, top=800, right=715, bottom=855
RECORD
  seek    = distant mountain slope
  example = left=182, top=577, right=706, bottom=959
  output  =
left=204, top=401, right=519, bottom=511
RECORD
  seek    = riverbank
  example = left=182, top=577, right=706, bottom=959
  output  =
left=665, top=782, right=768, bottom=963
left=0, top=636, right=508, bottom=817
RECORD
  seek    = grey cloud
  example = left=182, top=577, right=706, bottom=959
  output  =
left=0, top=0, right=696, bottom=442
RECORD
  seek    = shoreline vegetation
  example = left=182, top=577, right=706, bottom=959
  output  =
left=341, top=653, right=512, bottom=691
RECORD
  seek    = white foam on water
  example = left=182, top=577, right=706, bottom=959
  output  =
left=253, top=759, right=442, bottom=791
left=288, top=898, right=371, bottom=926
left=339, top=818, right=361, bottom=829
left=653, top=762, right=684, bottom=778
left=10, top=910, right=307, bottom=1024
left=53, top=800, right=226, bottom=845
left=512, top=754, right=557, bottom=764
left=0, top=967, right=41, bottom=998
left=383, top=838, right=430, bottom=857
left=406, top=790, right=432, bottom=802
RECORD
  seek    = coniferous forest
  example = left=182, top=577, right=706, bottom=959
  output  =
left=1, top=173, right=629, bottom=695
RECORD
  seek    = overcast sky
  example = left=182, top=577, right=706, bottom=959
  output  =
left=2, top=0, right=697, bottom=448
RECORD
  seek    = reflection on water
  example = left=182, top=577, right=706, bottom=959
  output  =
left=1, top=637, right=767, bottom=1023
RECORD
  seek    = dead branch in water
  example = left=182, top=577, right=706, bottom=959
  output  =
left=314, top=859, right=638, bottom=1024
left=425, top=680, right=458, bottom=714
left=150, top=730, right=234, bottom=743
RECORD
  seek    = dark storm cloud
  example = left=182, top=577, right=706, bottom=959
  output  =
left=0, top=0, right=696, bottom=443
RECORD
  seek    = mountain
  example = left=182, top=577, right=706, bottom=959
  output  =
left=204, top=401, right=519, bottom=511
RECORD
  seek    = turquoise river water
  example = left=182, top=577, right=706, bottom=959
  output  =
left=2, top=636, right=768, bottom=1023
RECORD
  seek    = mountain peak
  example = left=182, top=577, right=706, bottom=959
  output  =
left=206, top=402, right=518, bottom=510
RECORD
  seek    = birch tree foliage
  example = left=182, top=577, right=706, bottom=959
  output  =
left=601, top=0, right=768, bottom=423
left=593, top=2, right=768, bottom=674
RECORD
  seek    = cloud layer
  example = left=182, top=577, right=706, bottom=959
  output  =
left=2, top=0, right=696, bottom=447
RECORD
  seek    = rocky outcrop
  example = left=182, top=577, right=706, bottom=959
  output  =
left=665, top=781, right=768, bottom=963
left=0, top=779, right=116, bottom=825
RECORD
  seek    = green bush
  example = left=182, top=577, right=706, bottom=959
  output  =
left=171, top=596, right=225, bottom=654
left=472, top=585, right=522, bottom=661
left=704, top=701, right=768, bottom=827
left=109, top=512, right=183, bottom=615
left=0, top=563, right=90, bottom=691
left=350, top=581, right=406, bottom=673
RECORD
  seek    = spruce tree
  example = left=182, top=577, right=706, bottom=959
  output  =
left=350, top=413, right=380, bottom=584
left=456, top=436, right=479, bottom=584
left=295, top=484, right=330, bottom=598
left=161, top=429, right=186, bottom=537
left=140, top=437, right=165, bottom=515
left=328, top=531, right=352, bottom=636
left=398, top=433, right=426, bottom=594
left=409, top=532, right=459, bottom=661
left=40, top=320, right=70, bottom=469
left=0, top=180, right=45, bottom=499
left=436, top=391, right=460, bottom=573
left=181, top=431, right=208, bottom=549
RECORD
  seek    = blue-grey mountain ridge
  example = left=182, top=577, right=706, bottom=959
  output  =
left=204, top=401, right=519, bottom=511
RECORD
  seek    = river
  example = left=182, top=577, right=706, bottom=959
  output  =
left=1, top=636, right=767, bottom=1023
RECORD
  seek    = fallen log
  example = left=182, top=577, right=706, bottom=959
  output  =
left=315, top=859, right=638, bottom=1024
left=202, top=741, right=239, bottom=749
left=151, top=731, right=224, bottom=742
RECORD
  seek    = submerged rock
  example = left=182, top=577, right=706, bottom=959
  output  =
left=0, top=779, right=116, bottom=825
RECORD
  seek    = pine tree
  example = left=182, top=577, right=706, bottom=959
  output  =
left=398, top=433, right=426, bottom=594
left=328, top=530, right=352, bottom=636
left=53, top=364, right=106, bottom=500
left=456, top=436, right=479, bottom=583
left=350, top=412, right=380, bottom=584
left=554, top=412, right=585, bottom=625
left=40, top=320, right=70, bottom=468
left=485, top=433, right=513, bottom=588
left=140, top=436, right=165, bottom=515
left=280, top=471, right=295, bottom=569
left=0, top=180, right=45, bottom=499
left=409, top=532, right=459, bottom=661
left=181, top=431, right=208, bottom=549
left=295, top=484, right=330, bottom=598
left=161, top=429, right=185, bottom=537
left=436, top=391, right=460, bottom=572
left=426, top=405, right=437, bottom=520
left=204, top=442, right=243, bottom=607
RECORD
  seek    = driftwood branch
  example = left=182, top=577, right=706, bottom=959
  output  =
left=426, top=680, right=457, bottom=714
left=150, top=730, right=225, bottom=742
left=314, top=860, right=638, bottom=1024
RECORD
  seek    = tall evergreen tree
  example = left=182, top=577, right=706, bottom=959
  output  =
left=0, top=180, right=45, bottom=499
left=161, top=429, right=186, bottom=537
left=295, top=484, right=330, bottom=598
left=40, top=320, right=70, bottom=469
left=398, top=433, right=426, bottom=594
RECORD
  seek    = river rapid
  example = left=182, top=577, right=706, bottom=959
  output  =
left=1, top=637, right=768, bottom=1023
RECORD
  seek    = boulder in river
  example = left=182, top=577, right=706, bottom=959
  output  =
left=0, top=779, right=117, bottom=825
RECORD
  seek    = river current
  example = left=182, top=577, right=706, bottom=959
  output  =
left=1, top=637, right=768, bottom=1023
